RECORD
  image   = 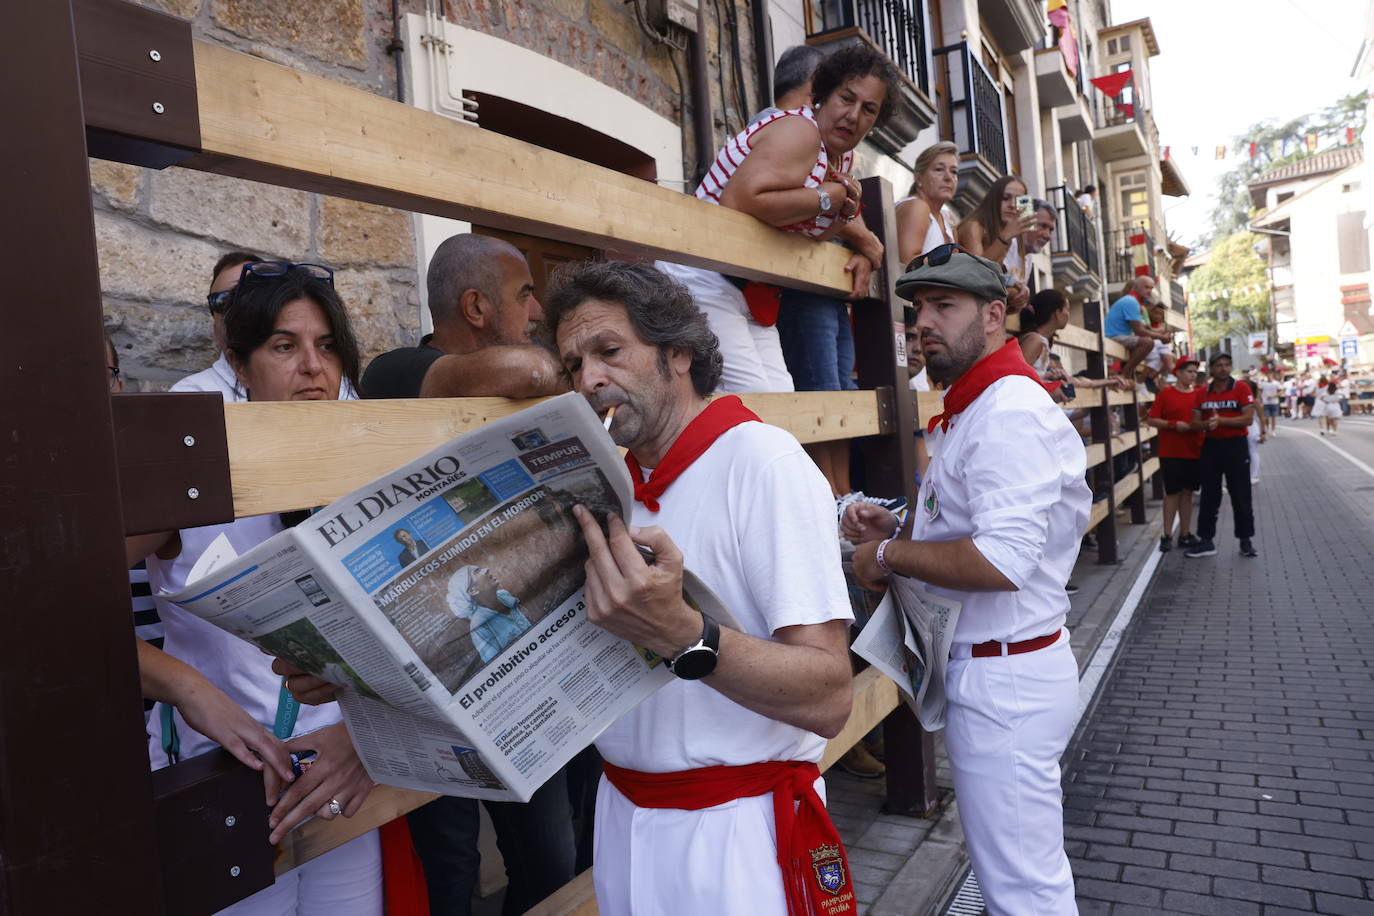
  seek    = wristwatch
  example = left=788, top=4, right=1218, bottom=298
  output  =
left=816, top=187, right=833, bottom=217
left=665, top=612, right=720, bottom=680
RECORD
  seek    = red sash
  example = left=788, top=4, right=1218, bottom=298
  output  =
left=926, top=338, right=1059, bottom=433
left=603, top=760, right=857, bottom=916
left=625, top=395, right=761, bottom=511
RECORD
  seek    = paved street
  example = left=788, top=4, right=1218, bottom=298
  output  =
left=1064, top=416, right=1374, bottom=914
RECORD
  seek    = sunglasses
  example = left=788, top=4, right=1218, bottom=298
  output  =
left=907, top=243, right=971, bottom=270
left=237, top=261, right=335, bottom=285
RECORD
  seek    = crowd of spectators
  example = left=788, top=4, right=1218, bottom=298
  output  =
left=108, top=38, right=1206, bottom=916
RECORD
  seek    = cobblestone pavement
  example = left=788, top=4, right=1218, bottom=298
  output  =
left=1064, top=421, right=1374, bottom=914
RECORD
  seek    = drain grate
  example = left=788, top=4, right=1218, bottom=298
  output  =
left=943, top=870, right=985, bottom=915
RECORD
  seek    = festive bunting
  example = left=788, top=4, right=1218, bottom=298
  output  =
left=1089, top=69, right=1133, bottom=98
left=1305, top=133, right=1318, bottom=152
left=1121, top=102, right=1134, bottom=119
left=1162, top=146, right=1171, bottom=161
left=1347, top=127, right=1357, bottom=144
left=1248, top=142, right=1257, bottom=159
left=1129, top=232, right=1150, bottom=277
left=1215, top=146, right=1227, bottom=160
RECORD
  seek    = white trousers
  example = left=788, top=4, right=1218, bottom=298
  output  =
left=592, top=773, right=828, bottom=916
left=655, top=262, right=795, bottom=394
left=945, top=632, right=1078, bottom=916
left=215, top=830, right=382, bottom=916
left=1247, top=425, right=1260, bottom=479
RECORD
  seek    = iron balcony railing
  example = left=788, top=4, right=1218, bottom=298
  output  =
left=1048, top=184, right=1098, bottom=274
left=809, top=0, right=930, bottom=94
left=1105, top=222, right=1155, bottom=289
left=932, top=42, right=1007, bottom=175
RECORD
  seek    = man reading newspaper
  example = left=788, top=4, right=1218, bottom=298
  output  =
left=844, top=246, right=1089, bottom=914
left=550, top=260, right=857, bottom=916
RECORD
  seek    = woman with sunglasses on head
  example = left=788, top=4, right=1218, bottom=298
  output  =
left=129, top=262, right=383, bottom=915
left=895, top=141, right=960, bottom=265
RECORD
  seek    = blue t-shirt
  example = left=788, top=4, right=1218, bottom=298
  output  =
left=1104, top=294, right=1143, bottom=338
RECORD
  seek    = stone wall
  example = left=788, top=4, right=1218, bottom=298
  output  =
left=101, top=0, right=760, bottom=389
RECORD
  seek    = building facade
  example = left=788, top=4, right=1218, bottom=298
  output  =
left=99, top=0, right=1187, bottom=389
left=1249, top=146, right=1373, bottom=371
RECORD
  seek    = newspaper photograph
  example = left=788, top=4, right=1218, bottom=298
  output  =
left=161, top=392, right=695, bottom=801
left=851, top=582, right=962, bottom=731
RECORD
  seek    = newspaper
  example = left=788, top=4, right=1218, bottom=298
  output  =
left=162, top=392, right=720, bottom=802
left=851, top=582, right=961, bottom=731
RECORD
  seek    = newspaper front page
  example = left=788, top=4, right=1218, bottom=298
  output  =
left=163, top=393, right=677, bottom=801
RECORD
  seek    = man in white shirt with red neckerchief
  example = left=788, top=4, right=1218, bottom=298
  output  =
left=842, top=245, right=1089, bottom=914
left=545, top=260, right=858, bottom=916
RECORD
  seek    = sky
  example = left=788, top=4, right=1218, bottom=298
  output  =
left=1111, top=0, right=1368, bottom=248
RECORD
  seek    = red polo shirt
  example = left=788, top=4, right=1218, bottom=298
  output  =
left=1148, top=385, right=1204, bottom=458
left=1195, top=378, right=1254, bottom=439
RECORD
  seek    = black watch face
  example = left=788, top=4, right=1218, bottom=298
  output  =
left=672, top=648, right=717, bottom=680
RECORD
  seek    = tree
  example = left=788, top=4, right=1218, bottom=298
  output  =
left=1186, top=231, right=1269, bottom=350
left=1201, top=92, right=1367, bottom=247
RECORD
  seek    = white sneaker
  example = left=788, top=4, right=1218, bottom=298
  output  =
left=1251, top=477, right=1260, bottom=485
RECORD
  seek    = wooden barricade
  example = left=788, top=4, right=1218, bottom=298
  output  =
left=0, top=1, right=1161, bottom=912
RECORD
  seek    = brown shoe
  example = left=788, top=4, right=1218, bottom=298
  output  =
left=837, top=744, right=886, bottom=779
left=864, top=736, right=885, bottom=761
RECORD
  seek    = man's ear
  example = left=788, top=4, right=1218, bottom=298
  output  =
left=667, top=345, right=693, bottom=378
left=985, top=299, right=1007, bottom=335
left=459, top=288, right=488, bottom=329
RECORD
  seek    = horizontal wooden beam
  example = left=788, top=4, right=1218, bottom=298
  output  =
left=1141, top=456, right=1160, bottom=479
left=1113, top=473, right=1140, bottom=506
left=1085, top=442, right=1106, bottom=469
left=274, top=785, right=435, bottom=877
left=185, top=41, right=851, bottom=296
left=1088, top=498, right=1110, bottom=531
left=1056, top=324, right=1102, bottom=351
left=819, top=667, right=898, bottom=773
left=1104, top=338, right=1128, bottom=360
left=224, top=391, right=884, bottom=518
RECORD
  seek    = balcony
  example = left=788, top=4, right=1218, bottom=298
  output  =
left=1105, top=222, right=1154, bottom=289
left=933, top=42, right=1007, bottom=210
left=1034, top=48, right=1077, bottom=109
left=806, top=0, right=937, bottom=154
left=1048, top=185, right=1100, bottom=294
left=1091, top=74, right=1148, bottom=161
left=977, top=0, right=1043, bottom=55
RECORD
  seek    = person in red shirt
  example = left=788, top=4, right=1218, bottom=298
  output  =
left=1185, top=353, right=1258, bottom=558
left=1145, top=357, right=1205, bottom=552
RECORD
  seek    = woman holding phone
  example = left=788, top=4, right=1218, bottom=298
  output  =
left=957, top=176, right=1036, bottom=313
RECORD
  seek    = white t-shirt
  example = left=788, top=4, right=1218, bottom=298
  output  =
left=1259, top=379, right=1281, bottom=404
left=1301, top=378, right=1318, bottom=396
left=595, top=422, right=853, bottom=772
left=910, top=376, right=1091, bottom=645
left=1338, top=379, right=1352, bottom=398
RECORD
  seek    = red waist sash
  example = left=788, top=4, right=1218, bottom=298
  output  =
left=602, top=759, right=857, bottom=916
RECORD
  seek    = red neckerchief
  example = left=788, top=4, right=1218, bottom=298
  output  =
left=625, top=395, right=760, bottom=511
left=603, top=760, right=857, bottom=916
left=926, top=338, right=1058, bottom=433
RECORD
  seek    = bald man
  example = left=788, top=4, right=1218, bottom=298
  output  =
left=360, top=233, right=563, bottom=399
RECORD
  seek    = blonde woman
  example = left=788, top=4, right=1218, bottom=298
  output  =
left=895, top=141, right=959, bottom=264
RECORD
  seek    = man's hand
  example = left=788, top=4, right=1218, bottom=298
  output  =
left=840, top=502, right=900, bottom=544
left=572, top=506, right=701, bottom=659
left=271, top=658, right=339, bottom=706
left=268, top=722, right=375, bottom=844
left=850, top=539, right=888, bottom=593
left=1006, top=280, right=1030, bottom=314
left=1205, top=415, right=1220, bottom=431
left=844, top=252, right=874, bottom=300
left=1174, top=420, right=1191, bottom=433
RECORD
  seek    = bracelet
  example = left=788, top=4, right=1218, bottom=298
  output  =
left=875, top=537, right=897, bottom=575
left=999, top=235, right=1013, bottom=244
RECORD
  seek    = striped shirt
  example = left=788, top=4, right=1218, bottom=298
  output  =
left=695, top=106, right=854, bottom=238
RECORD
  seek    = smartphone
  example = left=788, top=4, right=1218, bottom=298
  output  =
left=1015, top=195, right=1034, bottom=219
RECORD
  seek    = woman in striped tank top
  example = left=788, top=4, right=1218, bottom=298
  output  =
left=656, top=45, right=898, bottom=400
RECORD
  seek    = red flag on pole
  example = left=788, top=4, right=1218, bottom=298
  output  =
left=1089, top=69, right=1133, bottom=98
left=1162, top=146, right=1171, bottom=161
left=1249, top=142, right=1257, bottom=159
left=1347, top=127, right=1357, bottom=144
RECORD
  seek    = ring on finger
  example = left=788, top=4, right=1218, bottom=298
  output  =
left=328, top=797, right=343, bottom=817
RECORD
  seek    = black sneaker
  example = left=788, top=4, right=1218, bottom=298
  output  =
left=1159, top=534, right=1172, bottom=553
left=1065, top=581, right=1080, bottom=596
left=1240, top=539, right=1258, bottom=558
left=1177, top=533, right=1200, bottom=548
left=1184, top=539, right=1217, bottom=558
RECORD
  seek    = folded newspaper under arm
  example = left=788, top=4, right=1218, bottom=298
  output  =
left=162, top=392, right=735, bottom=802
left=850, top=582, right=962, bottom=731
